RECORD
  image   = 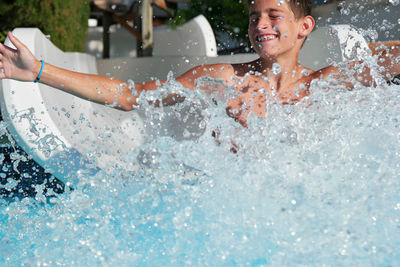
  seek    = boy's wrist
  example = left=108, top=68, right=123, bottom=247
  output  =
left=32, top=60, right=42, bottom=82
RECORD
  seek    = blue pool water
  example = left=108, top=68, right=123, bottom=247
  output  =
left=1, top=70, right=400, bottom=265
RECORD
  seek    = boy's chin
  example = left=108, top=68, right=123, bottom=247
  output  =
left=257, top=49, right=279, bottom=59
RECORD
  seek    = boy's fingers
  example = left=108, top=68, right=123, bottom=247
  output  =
left=0, top=37, right=16, bottom=55
left=7, top=32, right=24, bottom=50
left=0, top=42, right=5, bottom=53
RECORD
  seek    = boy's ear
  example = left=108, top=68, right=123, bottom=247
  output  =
left=298, top=15, right=315, bottom=38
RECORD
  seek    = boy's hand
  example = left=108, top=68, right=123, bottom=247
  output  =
left=0, top=32, right=41, bottom=82
left=369, top=40, right=400, bottom=81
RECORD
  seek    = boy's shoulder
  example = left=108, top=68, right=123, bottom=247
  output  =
left=308, top=65, right=340, bottom=81
left=190, top=61, right=260, bottom=78
left=179, top=63, right=237, bottom=84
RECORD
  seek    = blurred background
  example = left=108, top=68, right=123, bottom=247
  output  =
left=1, top=0, right=398, bottom=58
left=0, top=0, right=343, bottom=58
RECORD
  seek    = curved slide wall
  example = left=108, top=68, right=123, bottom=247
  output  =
left=0, top=29, right=146, bottom=185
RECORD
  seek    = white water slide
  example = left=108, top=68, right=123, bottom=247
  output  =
left=0, top=15, right=369, bottom=184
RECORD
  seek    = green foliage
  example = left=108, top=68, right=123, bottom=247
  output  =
left=0, top=0, right=90, bottom=51
left=168, top=0, right=250, bottom=53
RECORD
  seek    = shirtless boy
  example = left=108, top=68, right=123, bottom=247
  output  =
left=0, top=0, right=399, bottom=127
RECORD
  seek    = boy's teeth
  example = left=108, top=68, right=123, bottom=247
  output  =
left=258, top=35, right=276, bottom=41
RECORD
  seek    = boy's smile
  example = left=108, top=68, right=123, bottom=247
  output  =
left=256, top=33, right=279, bottom=42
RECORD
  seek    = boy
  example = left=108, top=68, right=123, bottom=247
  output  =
left=0, top=0, right=399, bottom=127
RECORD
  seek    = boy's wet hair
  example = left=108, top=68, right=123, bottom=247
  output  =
left=248, top=0, right=313, bottom=19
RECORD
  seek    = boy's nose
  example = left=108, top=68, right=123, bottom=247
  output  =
left=256, top=18, right=271, bottom=30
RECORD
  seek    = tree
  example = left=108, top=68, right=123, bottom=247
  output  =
left=0, top=0, right=90, bottom=52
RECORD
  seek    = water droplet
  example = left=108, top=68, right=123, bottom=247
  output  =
left=183, top=129, right=191, bottom=138
left=340, top=7, right=350, bottom=16
left=301, top=69, right=310, bottom=77
left=272, top=63, right=281, bottom=75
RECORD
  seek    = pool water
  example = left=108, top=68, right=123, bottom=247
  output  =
left=0, top=67, right=400, bottom=265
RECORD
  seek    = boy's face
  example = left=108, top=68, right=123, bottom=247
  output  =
left=248, top=0, right=306, bottom=60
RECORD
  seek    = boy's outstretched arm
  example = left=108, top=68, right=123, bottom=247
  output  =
left=317, top=40, right=400, bottom=86
left=0, top=32, right=200, bottom=111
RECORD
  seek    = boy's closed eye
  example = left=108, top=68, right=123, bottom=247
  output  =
left=269, top=13, right=282, bottom=20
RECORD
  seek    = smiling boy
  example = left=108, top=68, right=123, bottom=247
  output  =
left=0, top=0, right=399, bottom=127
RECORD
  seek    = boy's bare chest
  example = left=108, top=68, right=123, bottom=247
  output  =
left=234, top=75, right=309, bottom=102
left=226, top=75, right=310, bottom=124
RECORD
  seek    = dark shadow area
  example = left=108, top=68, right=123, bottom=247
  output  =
left=0, top=145, right=65, bottom=200
left=391, top=73, right=400, bottom=85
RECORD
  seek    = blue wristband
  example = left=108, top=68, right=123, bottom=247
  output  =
left=34, top=60, right=45, bottom=83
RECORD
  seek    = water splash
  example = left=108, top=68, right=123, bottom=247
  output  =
left=1, top=60, right=400, bottom=266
